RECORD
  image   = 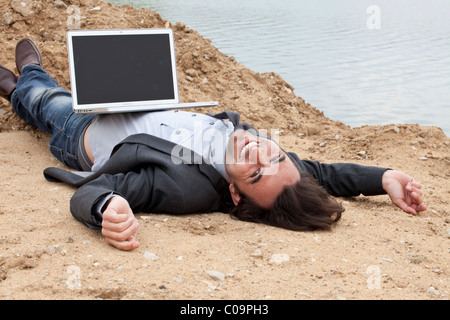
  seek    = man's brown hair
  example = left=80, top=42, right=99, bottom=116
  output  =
left=229, top=171, right=344, bottom=231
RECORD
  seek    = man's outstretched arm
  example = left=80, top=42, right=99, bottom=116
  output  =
left=290, top=154, right=427, bottom=215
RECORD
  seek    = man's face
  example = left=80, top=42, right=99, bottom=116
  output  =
left=225, top=129, right=300, bottom=209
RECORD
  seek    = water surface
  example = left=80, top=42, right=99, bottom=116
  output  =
left=108, top=0, right=450, bottom=135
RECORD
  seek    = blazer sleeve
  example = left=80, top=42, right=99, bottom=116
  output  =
left=288, top=153, right=389, bottom=197
left=70, top=165, right=226, bottom=229
left=69, top=169, right=150, bottom=229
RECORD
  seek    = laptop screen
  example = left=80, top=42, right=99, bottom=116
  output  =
left=70, top=32, right=176, bottom=105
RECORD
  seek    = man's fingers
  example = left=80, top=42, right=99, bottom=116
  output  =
left=105, top=236, right=140, bottom=251
left=394, top=199, right=417, bottom=216
left=410, top=191, right=423, bottom=204
left=102, top=219, right=139, bottom=242
left=102, top=214, right=136, bottom=232
left=102, top=211, right=129, bottom=224
left=409, top=179, right=422, bottom=189
left=417, top=203, right=427, bottom=212
left=406, top=184, right=423, bottom=197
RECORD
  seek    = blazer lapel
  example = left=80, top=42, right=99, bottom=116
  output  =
left=44, top=111, right=242, bottom=188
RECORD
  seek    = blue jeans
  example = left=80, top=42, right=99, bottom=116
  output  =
left=10, top=65, right=94, bottom=170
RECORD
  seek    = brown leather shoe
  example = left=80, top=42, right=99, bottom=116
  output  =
left=15, top=38, right=42, bottom=74
left=0, top=65, right=18, bottom=101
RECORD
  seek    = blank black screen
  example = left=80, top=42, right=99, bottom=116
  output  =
left=72, top=34, right=175, bottom=105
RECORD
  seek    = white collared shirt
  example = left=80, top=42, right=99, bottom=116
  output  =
left=88, top=110, right=235, bottom=178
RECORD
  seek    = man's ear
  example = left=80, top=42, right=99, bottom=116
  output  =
left=229, top=183, right=241, bottom=206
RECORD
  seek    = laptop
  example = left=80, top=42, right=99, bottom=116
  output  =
left=67, top=29, right=218, bottom=114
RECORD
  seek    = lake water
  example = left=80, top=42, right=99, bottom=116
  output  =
left=107, top=0, right=450, bottom=136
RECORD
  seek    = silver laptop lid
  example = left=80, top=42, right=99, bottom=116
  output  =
left=67, top=29, right=179, bottom=113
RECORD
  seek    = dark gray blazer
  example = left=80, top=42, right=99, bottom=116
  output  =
left=43, top=111, right=388, bottom=229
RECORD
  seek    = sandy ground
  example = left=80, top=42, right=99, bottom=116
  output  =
left=0, top=0, right=449, bottom=300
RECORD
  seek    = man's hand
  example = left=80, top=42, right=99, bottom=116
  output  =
left=101, top=196, right=140, bottom=250
left=382, top=170, right=427, bottom=215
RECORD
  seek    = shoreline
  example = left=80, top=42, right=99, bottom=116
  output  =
left=0, top=0, right=449, bottom=300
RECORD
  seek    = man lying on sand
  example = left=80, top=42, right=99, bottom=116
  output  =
left=0, top=38, right=426, bottom=250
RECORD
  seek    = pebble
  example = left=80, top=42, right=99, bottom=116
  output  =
left=11, top=0, right=41, bottom=17
left=3, top=12, right=14, bottom=25
left=206, top=270, right=225, bottom=282
left=54, top=0, right=67, bottom=8
left=185, top=69, right=197, bottom=77
left=426, top=286, right=440, bottom=296
left=269, top=254, right=290, bottom=265
left=143, top=251, right=158, bottom=261
left=250, top=249, right=262, bottom=257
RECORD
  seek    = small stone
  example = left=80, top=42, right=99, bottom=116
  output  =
left=319, top=142, right=326, bottom=147
left=409, top=254, right=426, bottom=264
left=3, top=12, right=14, bottom=25
left=357, top=150, right=366, bottom=156
left=46, top=246, right=56, bottom=255
left=426, top=286, right=440, bottom=296
left=206, top=270, right=225, bottom=282
left=269, top=254, right=290, bottom=265
left=175, top=22, right=186, bottom=29
left=185, top=69, right=197, bottom=77
left=144, top=251, right=158, bottom=261
left=54, top=0, right=67, bottom=8
left=257, top=242, right=267, bottom=248
left=11, top=0, right=35, bottom=17
left=419, top=157, right=428, bottom=161
left=250, top=249, right=262, bottom=257
left=393, top=126, right=400, bottom=133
